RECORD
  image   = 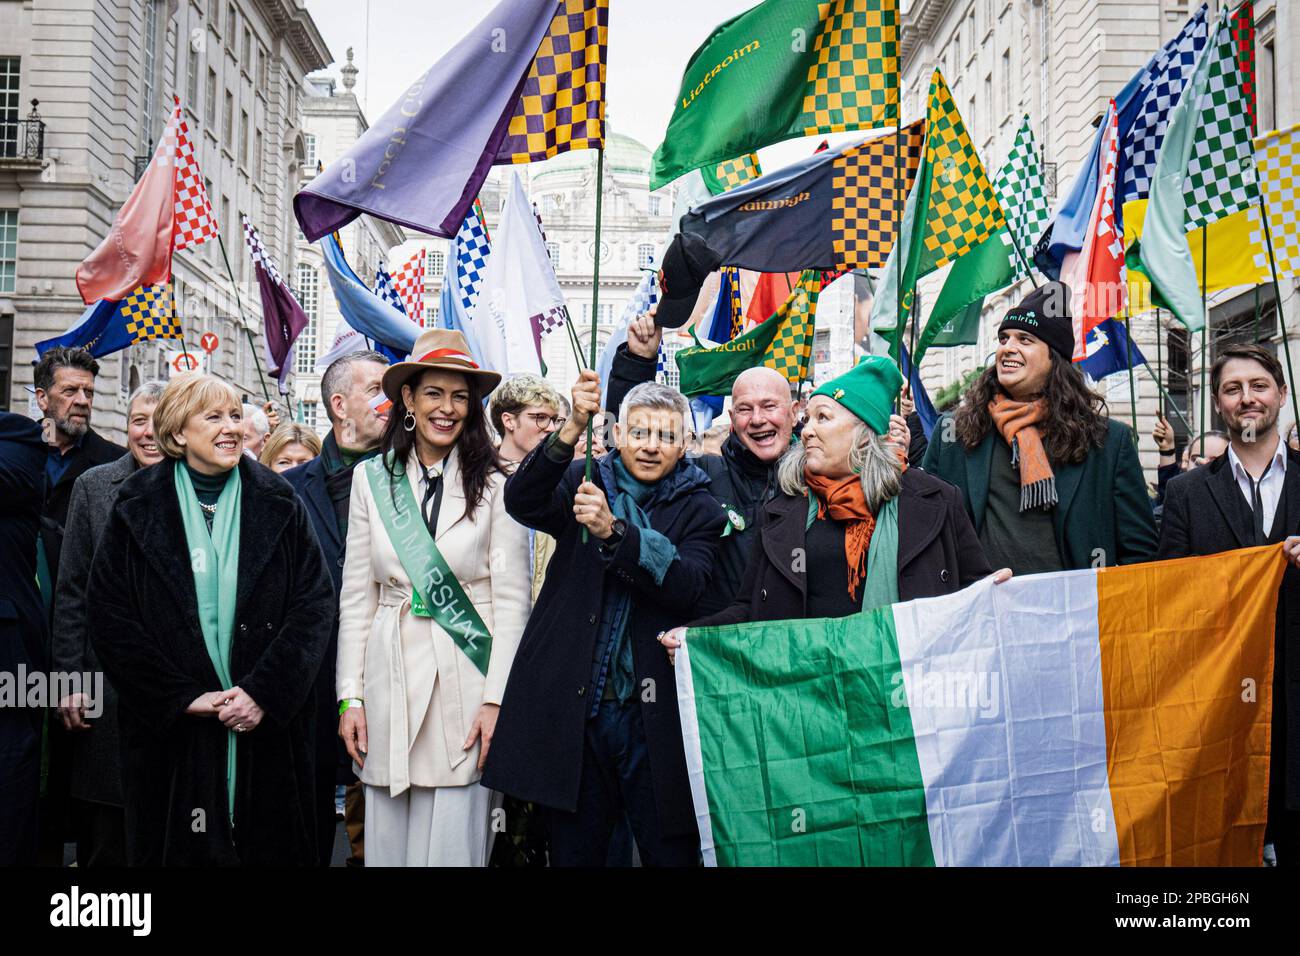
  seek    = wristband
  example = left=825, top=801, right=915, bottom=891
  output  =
left=338, top=698, right=364, bottom=716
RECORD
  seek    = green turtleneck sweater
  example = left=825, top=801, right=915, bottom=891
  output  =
left=183, top=461, right=234, bottom=531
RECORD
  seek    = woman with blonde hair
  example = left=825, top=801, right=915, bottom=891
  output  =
left=87, top=373, right=334, bottom=865
left=336, top=329, right=531, bottom=867
left=260, top=422, right=323, bottom=473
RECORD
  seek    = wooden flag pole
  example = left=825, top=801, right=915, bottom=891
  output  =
left=1258, top=196, right=1300, bottom=435
left=582, top=147, right=606, bottom=544
left=216, top=233, right=272, bottom=402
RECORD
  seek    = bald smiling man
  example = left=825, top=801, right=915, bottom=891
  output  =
left=605, top=313, right=802, bottom=616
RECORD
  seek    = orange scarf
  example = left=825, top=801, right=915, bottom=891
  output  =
left=805, top=472, right=876, bottom=601
left=987, top=394, right=1057, bottom=510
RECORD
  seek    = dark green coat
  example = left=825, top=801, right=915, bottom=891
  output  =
left=921, top=414, right=1157, bottom=571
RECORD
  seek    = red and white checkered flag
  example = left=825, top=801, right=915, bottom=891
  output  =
left=391, top=251, right=427, bottom=325
left=166, top=97, right=218, bottom=251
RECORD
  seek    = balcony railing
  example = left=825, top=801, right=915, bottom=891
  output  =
left=0, top=102, right=46, bottom=163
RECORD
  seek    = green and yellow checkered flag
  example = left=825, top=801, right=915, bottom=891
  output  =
left=701, top=152, right=763, bottom=195
left=652, top=0, right=898, bottom=190
left=676, top=271, right=823, bottom=396
left=500, top=0, right=608, bottom=165
left=870, top=69, right=1005, bottom=355
left=120, top=282, right=180, bottom=344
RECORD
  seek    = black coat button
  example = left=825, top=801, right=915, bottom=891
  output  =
left=940, top=569, right=950, bottom=582
left=239, top=623, right=248, bottom=633
left=337, top=556, right=345, bottom=568
left=577, top=686, right=586, bottom=697
left=760, top=588, right=767, bottom=601
left=588, top=613, right=597, bottom=625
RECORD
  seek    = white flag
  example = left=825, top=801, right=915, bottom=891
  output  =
left=469, top=173, right=567, bottom=376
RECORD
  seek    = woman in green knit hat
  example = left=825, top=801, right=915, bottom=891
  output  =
left=660, top=356, right=1007, bottom=654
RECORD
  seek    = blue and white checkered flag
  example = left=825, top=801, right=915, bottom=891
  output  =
left=374, top=261, right=408, bottom=316
left=454, top=202, right=492, bottom=320
left=597, top=269, right=659, bottom=392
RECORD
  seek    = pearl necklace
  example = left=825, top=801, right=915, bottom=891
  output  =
left=199, top=501, right=218, bottom=516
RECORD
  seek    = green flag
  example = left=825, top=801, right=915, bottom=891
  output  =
left=650, top=0, right=899, bottom=190
left=870, top=70, right=1005, bottom=358
left=1129, top=6, right=1258, bottom=331
left=676, top=271, right=822, bottom=397
left=913, top=117, right=1049, bottom=365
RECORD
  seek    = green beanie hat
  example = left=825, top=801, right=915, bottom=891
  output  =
left=810, top=356, right=904, bottom=435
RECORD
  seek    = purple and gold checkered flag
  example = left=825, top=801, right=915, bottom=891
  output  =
left=498, top=0, right=608, bottom=165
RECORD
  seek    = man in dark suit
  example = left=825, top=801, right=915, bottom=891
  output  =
left=1159, top=344, right=1300, bottom=866
left=0, top=412, right=46, bottom=865
left=282, top=349, right=389, bottom=866
left=32, top=346, right=125, bottom=864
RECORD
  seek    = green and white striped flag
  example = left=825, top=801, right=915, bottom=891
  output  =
left=912, top=118, right=1050, bottom=365
left=1129, top=5, right=1258, bottom=331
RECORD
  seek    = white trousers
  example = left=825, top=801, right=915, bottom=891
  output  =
left=364, top=783, right=500, bottom=867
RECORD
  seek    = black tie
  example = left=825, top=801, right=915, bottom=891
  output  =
left=1250, top=460, right=1273, bottom=546
left=422, top=466, right=443, bottom=538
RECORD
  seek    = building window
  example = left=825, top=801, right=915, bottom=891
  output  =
left=428, top=301, right=440, bottom=325
left=303, top=132, right=316, bottom=170
left=1260, top=39, right=1276, bottom=133
left=0, top=210, right=16, bottom=293
left=220, top=195, right=230, bottom=263
left=239, top=109, right=249, bottom=167
left=637, top=243, right=655, bottom=269
left=207, top=0, right=219, bottom=28
left=241, top=27, right=251, bottom=68
left=226, top=4, right=237, bottom=47
left=257, top=46, right=268, bottom=91
left=295, top=264, right=319, bottom=374
left=222, top=90, right=233, bottom=150
left=139, top=1, right=160, bottom=156
left=1002, top=50, right=1011, bottom=121
left=301, top=401, right=319, bottom=429
left=0, top=309, right=13, bottom=410
left=254, top=129, right=264, bottom=179
left=648, top=195, right=661, bottom=216
left=427, top=249, right=445, bottom=275
left=0, top=58, right=20, bottom=158
left=186, top=42, right=200, bottom=108
left=545, top=241, right=560, bottom=268
left=205, top=68, right=217, bottom=128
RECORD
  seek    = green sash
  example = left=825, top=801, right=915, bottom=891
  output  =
left=365, top=454, right=492, bottom=675
left=805, top=492, right=900, bottom=611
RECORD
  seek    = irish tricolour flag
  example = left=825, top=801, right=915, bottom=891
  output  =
left=676, top=546, right=1284, bottom=866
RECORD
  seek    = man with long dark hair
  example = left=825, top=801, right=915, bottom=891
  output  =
left=922, top=282, right=1157, bottom=574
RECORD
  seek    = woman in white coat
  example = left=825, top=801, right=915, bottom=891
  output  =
left=336, top=329, right=530, bottom=867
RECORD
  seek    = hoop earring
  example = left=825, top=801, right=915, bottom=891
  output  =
left=403, top=411, right=416, bottom=432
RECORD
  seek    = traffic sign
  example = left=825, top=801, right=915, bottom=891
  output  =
left=199, top=332, right=220, bottom=354
left=167, top=350, right=201, bottom=377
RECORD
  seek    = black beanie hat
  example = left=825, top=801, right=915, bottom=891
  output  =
left=998, top=281, right=1073, bottom=360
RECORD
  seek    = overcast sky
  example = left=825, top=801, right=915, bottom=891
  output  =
left=303, top=0, right=867, bottom=177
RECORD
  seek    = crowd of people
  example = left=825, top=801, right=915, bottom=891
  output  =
left=1, top=279, right=1298, bottom=868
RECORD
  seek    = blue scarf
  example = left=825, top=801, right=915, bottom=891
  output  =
left=595, top=456, right=685, bottom=704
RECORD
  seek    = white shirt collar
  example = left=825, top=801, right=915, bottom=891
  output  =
left=1227, top=435, right=1287, bottom=481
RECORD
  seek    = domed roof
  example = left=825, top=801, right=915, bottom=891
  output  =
left=530, top=129, right=652, bottom=183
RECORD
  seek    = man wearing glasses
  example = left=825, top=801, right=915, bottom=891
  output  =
left=490, top=375, right=568, bottom=465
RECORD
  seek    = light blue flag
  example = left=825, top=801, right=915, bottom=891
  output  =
left=438, top=272, right=487, bottom=370
left=319, top=233, right=418, bottom=356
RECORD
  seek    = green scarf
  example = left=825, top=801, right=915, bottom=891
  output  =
left=174, top=460, right=242, bottom=823
left=805, top=492, right=900, bottom=611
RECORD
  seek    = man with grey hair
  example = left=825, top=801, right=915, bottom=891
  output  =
left=52, top=379, right=166, bottom=866
left=282, top=348, right=389, bottom=867
left=484, top=369, right=724, bottom=866
left=241, top=402, right=271, bottom=458
left=32, top=345, right=124, bottom=864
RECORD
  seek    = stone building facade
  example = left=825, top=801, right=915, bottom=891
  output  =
left=0, top=0, right=330, bottom=443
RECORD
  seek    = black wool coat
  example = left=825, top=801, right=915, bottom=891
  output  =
left=922, top=414, right=1158, bottom=571
left=1159, top=448, right=1300, bottom=815
left=41, top=427, right=125, bottom=594
left=482, top=444, right=725, bottom=838
left=692, top=468, right=992, bottom=628
left=87, top=457, right=335, bottom=866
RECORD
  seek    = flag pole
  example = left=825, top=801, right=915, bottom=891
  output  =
left=1199, top=229, right=1208, bottom=435
left=1142, top=359, right=1193, bottom=435
left=892, top=55, right=903, bottom=411
left=1258, top=196, right=1300, bottom=434
left=216, top=233, right=272, bottom=402
left=169, top=277, right=193, bottom=362
left=583, top=146, right=606, bottom=544
left=1155, top=305, right=1165, bottom=433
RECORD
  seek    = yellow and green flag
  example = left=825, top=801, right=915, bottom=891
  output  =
left=651, top=0, right=899, bottom=190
